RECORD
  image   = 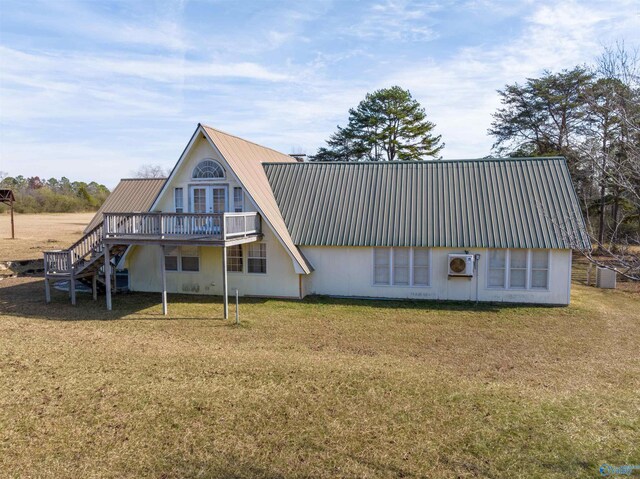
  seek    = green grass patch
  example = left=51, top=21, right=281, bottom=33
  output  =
left=1, top=278, right=638, bottom=478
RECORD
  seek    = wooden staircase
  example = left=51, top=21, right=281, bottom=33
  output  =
left=43, top=223, right=127, bottom=304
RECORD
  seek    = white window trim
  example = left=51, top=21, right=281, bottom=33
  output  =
left=164, top=246, right=200, bottom=273
left=174, top=187, right=184, bottom=213
left=486, top=249, right=550, bottom=291
left=192, top=158, right=225, bottom=180
left=247, top=243, right=267, bottom=275
left=371, top=247, right=432, bottom=288
left=226, top=245, right=244, bottom=274
left=233, top=187, right=244, bottom=213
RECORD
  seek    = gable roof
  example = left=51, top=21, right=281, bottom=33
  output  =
left=263, top=158, right=590, bottom=250
left=85, top=178, right=166, bottom=233
left=147, top=124, right=312, bottom=273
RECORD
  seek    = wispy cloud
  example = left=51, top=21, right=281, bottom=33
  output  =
left=0, top=0, right=638, bottom=186
left=348, top=0, right=442, bottom=41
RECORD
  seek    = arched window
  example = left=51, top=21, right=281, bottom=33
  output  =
left=192, top=160, right=225, bottom=179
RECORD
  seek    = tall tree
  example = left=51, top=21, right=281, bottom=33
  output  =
left=489, top=48, right=640, bottom=279
left=312, top=86, right=443, bottom=161
left=489, top=67, right=593, bottom=195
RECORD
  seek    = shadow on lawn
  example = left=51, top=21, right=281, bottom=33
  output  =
left=0, top=276, right=553, bottom=322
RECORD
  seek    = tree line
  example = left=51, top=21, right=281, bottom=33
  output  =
left=0, top=174, right=110, bottom=214
left=489, top=44, right=639, bottom=254
left=311, top=43, right=639, bottom=278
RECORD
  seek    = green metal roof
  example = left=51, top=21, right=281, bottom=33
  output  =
left=263, top=158, right=590, bottom=249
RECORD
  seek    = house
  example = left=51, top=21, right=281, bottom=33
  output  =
left=43, top=123, right=590, bottom=314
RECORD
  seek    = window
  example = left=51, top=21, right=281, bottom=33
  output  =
left=373, top=248, right=391, bottom=285
left=164, top=246, right=178, bottom=271
left=413, top=248, right=430, bottom=286
left=487, top=250, right=506, bottom=288
left=227, top=245, right=243, bottom=273
left=247, top=243, right=267, bottom=274
left=530, top=250, right=549, bottom=289
left=181, top=246, right=199, bottom=272
left=373, top=247, right=431, bottom=287
left=174, top=187, right=183, bottom=213
left=193, top=188, right=206, bottom=213
left=212, top=187, right=226, bottom=214
left=393, top=248, right=410, bottom=285
left=487, top=249, right=550, bottom=290
left=509, top=250, right=527, bottom=289
left=193, top=159, right=224, bottom=179
left=164, top=246, right=199, bottom=272
left=234, top=187, right=244, bottom=212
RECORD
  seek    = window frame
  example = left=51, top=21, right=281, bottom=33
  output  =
left=247, top=243, right=267, bottom=275
left=226, top=244, right=244, bottom=273
left=372, top=247, right=432, bottom=288
left=163, top=246, right=200, bottom=273
left=486, top=249, right=550, bottom=291
left=174, top=187, right=184, bottom=213
left=192, top=159, right=225, bottom=180
left=233, top=187, right=244, bottom=213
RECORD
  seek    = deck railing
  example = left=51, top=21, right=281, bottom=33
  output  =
left=44, top=223, right=104, bottom=275
left=103, top=212, right=261, bottom=241
left=44, top=212, right=261, bottom=276
left=43, top=250, right=71, bottom=274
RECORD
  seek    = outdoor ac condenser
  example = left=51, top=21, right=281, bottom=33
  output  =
left=448, top=254, right=475, bottom=277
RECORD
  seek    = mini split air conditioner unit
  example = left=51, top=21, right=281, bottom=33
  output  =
left=448, top=254, right=475, bottom=277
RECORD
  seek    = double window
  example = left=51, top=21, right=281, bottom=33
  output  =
left=373, top=247, right=431, bottom=287
left=225, top=243, right=267, bottom=274
left=164, top=246, right=200, bottom=272
left=487, top=249, right=549, bottom=290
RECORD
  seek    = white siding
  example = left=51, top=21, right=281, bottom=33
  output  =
left=155, top=135, right=252, bottom=214
left=127, top=226, right=301, bottom=298
left=300, top=247, right=572, bottom=305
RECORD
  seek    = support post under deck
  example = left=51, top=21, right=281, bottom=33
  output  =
left=92, top=274, right=97, bottom=301
left=105, top=247, right=112, bottom=311
left=70, top=273, right=76, bottom=306
left=222, top=246, right=228, bottom=319
left=160, top=245, right=167, bottom=315
left=44, top=277, right=51, bottom=303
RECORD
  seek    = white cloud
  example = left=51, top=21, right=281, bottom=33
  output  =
left=382, top=0, right=640, bottom=158
left=1, top=0, right=638, bottom=183
left=349, top=0, right=442, bottom=41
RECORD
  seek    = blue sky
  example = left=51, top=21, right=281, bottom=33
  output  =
left=1, top=0, right=639, bottom=187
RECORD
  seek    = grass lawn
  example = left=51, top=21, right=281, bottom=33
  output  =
left=1, top=277, right=638, bottom=478
left=0, top=212, right=95, bottom=262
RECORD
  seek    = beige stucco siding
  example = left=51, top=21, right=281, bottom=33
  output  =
left=127, top=225, right=300, bottom=298
left=300, top=247, right=572, bottom=305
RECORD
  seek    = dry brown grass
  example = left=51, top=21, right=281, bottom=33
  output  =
left=0, top=277, right=638, bottom=478
left=0, top=212, right=94, bottom=262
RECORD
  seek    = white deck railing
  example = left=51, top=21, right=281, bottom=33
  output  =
left=103, top=212, right=261, bottom=241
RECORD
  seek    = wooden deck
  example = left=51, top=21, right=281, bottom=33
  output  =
left=43, top=211, right=262, bottom=316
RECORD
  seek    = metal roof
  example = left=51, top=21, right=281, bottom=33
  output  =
left=263, top=158, right=590, bottom=250
left=201, top=125, right=313, bottom=273
left=85, top=178, right=166, bottom=233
